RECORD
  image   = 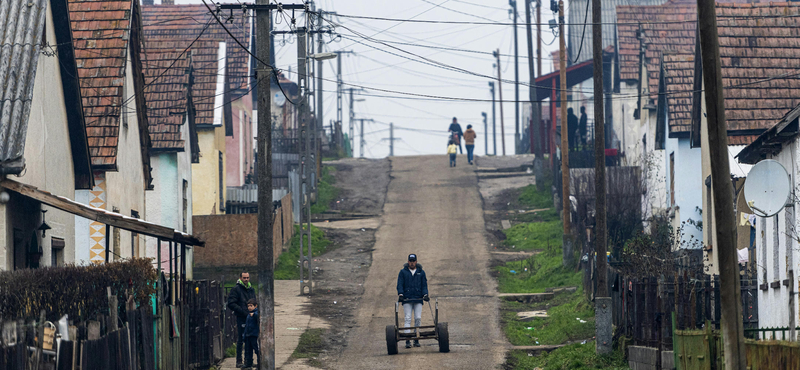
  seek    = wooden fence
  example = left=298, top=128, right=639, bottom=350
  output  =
left=0, top=279, right=230, bottom=370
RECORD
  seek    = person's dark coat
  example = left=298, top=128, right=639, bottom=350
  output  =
left=396, top=263, right=428, bottom=304
left=227, top=280, right=256, bottom=323
left=448, top=123, right=463, bottom=137
left=244, top=308, right=259, bottom=338
left=578, top=111, right=588, bottom=145
left=567, top=109, right=579, bottom=150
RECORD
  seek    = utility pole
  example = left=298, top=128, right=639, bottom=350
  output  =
left=526, top=0, right=544, bottom=190
left=697, top=0, right=746, bottom=367
left=489, top=81, right=497, bottom=155
left=296, top=28, right=314, bottom=299
left=316, top=10, right=324, bottom=137
left=349, top=88, right=355, bottom=154
left=558, top=0, right=572, bottom=267
left=482, top=112, right=488, bottom=155
left=389, top=122, right=394, bottom=156
left=216, top=2, right=305, bottom=368
left=334, top=51, right=354, bottom=152
left=510, top=0, right=520, bottom=154
left=494, top=50, right=507, bottom=156
left=592, top=0, right=611, bottom=355
left=354, top=118, right=374, bottom=157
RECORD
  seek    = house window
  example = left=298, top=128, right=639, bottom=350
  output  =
left=51, top=238, right=65, bottom=267
left=182, top=180, right=188, bottom=233
left=131, top=210, right=140, bottom=257
left=669, top=152, right=675, bottom=206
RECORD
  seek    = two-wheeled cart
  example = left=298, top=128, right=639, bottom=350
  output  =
left=385, top=298, right=449, bottom=355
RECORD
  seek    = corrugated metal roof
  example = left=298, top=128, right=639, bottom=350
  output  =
left=567, top=0, right=667, bottom=65
left=0, top=0, right=47, bottom=174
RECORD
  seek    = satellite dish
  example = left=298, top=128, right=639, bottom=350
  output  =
left=274, top=92, right=286, bottom=107
left=744, top=159, right=791, bottom=217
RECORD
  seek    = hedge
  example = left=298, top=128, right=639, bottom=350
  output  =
left=0, top=258, right=157, bottom=321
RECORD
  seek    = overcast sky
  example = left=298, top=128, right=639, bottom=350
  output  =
left=172, top=0, right=565, bottom=158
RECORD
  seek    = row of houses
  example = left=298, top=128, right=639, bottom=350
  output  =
left=0, top=0, right=303, bottom=275
left=525, top=0, right=800, bottom=333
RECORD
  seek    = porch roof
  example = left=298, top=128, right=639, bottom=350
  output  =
left=1, top=178, right=204, bottom=246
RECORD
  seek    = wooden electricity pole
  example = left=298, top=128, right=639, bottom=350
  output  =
left=592, top=0, right=611, bottom=355
left=696, top=0, right=746, bottom=368
left=558, top=0, right=571, bottom=264
left=511, top=0, right=520, bottom=153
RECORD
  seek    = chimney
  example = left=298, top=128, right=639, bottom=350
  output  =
left=141, top=0, right=154, bottom=5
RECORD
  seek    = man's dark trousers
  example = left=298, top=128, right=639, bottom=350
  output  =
left=244, top=336, right=260, bottom=366
left=236, top=318, right=246, bottom=362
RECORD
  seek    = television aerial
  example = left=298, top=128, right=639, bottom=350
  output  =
left=744, top=159, right=791, bottom=217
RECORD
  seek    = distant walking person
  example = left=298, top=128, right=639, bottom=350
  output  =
left=579, top=106, right=588, bottom=147
left=227, top=272, right=256, bottom=368
left=396, top=254, right=429, bottom=349
left=243, top=299, right=260, bottom=368
left=567, top=108, right=579, bottom=151
left=448, top=117, right=464, bottom=154
left=463, top=124, right=477, bottom=165
left=447, top=140, right=458, bottom=167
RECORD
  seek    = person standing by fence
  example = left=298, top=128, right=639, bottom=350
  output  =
left=244, top=298, right=260, bottom=368
left=227, top=272, right=256, bottom=368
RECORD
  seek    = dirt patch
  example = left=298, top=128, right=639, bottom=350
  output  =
left=323, top=158, right=390, bottom=215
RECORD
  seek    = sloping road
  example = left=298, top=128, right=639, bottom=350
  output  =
left=331, top=155, right=506, bottom=369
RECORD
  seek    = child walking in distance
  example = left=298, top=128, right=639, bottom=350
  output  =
left=244, top=299, right=260, bottom=368
left=447, top=140, right=458, bottom=167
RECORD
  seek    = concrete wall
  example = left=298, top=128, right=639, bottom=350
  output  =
left=751, top=136, right=800, bottom=333
left=0, top=5, right=75, bottom=270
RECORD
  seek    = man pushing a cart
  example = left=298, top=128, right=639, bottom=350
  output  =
left=396, top=253, right=429, bottom=349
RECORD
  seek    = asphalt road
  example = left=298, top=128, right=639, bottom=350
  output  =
left=331, top=155, right=506, bottom=370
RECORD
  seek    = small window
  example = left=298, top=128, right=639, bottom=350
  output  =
left=131, top=210, right=140, bottom=257
left=182, top=180, right=188, bottom=233
left=51, top=238, right=65, bottom=267
left=670, top=152, right=675, bottom=206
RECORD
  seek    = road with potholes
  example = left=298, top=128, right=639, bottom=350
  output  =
left=329, top=155, right=507, bottom=369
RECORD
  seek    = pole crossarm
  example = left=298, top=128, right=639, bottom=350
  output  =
left=218, top=3, right=307, bottom=10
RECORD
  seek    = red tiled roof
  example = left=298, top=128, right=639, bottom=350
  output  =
left=141, top=4, right=250, bottom=96
left=68, top=0, right=133, bottom=167
left=144, top=39, right=222, bottom=128
left=143, top=41, right=190, bottom=151
left=715, top=3, right=800, bottom=135
left=632, top=2, right=800, bottom=145
left=662, top=53, right=695, bottom=136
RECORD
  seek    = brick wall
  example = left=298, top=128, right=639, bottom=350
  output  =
left=192, top=193, right=293, bottom=281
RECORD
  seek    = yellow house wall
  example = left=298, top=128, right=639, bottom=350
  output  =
left=192, top=125, right=227, bottom=215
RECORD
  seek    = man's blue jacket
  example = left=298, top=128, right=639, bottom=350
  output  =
left=396, top=263, right=428, bottom=304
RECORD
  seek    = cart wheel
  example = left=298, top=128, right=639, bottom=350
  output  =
left=437, top=322, right=450, bottom=353
left=386, top=325, right=399, bottom=355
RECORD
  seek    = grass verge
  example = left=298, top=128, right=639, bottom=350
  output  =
left=496, top=245, right=579, bottom=293
left=503, top=220, right=563, bottom=251
left=505, top=342, right=629, bottom=370
left=311, top=166, right=340, bottom=214
left=275, top=225, right=332, bottom=280
left=518, top=182, right=553, bottom=209
left=503, top=290, right=594, bottom=346
left=291, top=328, right=326, bottom=367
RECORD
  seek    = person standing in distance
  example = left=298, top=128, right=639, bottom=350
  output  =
left=227, top=272, right=256, bottom=368
left=396, top=254, right=429, bottom=348
left=463, top=124, right=477, bottom=165
left=448, top=117, right=464, bottom=154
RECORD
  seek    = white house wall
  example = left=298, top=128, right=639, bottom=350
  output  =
left=754, top=137, right=800, bottom=333
left=0, top=4, right=75, bottom=269
left=664, top=134, right=704, bottom=247
left=145, top=117, right=194, bottom=277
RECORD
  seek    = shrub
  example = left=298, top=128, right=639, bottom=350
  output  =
left=0, top=258, right=157, bottom=321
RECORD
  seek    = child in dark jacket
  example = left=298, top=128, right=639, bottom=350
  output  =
left=244, top=298, right=260, bottom=368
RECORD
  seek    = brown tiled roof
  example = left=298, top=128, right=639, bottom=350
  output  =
left=141, top=4, right=250, bottom=96
left=143, top=41, right=189, bottom=151
left=68, top=0, right=134, bottom=167
left=616, top=0, right=768, bottom=94
left=662, top=53, right=695, bottom=136
left=715, top=3, right=800, bottom=136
